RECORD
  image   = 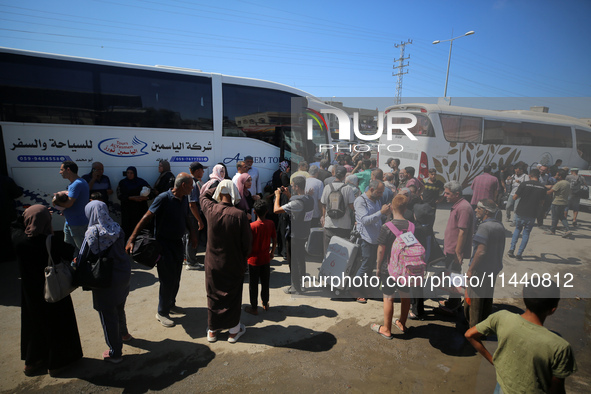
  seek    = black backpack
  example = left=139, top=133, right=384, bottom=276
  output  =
left=326, top=183, right=346, bottom=219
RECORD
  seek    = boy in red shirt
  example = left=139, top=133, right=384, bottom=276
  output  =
left=245, top=200, right=277, bottom=315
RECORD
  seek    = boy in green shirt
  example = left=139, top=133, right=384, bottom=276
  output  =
left=465, top=282, right=577, bottom=393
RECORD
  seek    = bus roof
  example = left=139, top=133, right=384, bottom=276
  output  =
left=386, top=103, right=591, bottom=129
left=0, top=46, right=318, bottom=99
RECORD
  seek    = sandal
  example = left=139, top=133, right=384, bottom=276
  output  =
left=356, top=297, right=367, bottom=304
left=262, top=303, right=269, bottom=312
left=370, top=323, right=393, bottom=340
left=408, top=311, right=421, bottom=320
left=244, top=306, right=259, bottom=315
left=393, top=318, right=407, bottom=334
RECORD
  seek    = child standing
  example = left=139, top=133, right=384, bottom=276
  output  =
left=245, top=200, right=276, bottom=315
left=465, top=281, right=577, bottom=393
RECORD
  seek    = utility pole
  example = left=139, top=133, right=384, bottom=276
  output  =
left=393, top=39, right=412, bottom=105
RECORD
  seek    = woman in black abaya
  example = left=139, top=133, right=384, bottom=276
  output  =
left=12, top=205, right=83, bottom=377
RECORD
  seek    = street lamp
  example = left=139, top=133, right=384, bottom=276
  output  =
left=432, top=30, right=475, bottom=97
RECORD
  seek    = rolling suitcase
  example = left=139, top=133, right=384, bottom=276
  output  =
left=318, top=236, right=360, bottom=295
left=305, top=227, right=325, bottom=257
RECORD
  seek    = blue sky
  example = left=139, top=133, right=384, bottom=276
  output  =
left=1, top=0, right=590, bottom=115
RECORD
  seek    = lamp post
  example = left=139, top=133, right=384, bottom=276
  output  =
left=433, top=30, right=475, bottom=97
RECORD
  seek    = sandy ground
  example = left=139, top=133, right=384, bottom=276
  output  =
left=1, top=206, right=590, bottom=393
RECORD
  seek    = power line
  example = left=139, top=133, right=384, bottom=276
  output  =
left=393, top=40, right=412, bottom=104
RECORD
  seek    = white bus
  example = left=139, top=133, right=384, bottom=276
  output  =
left=0, top=47, right=331, bottom=224
left=379, top=103, right=591, bottom=190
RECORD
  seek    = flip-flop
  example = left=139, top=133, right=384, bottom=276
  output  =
left=370, top=323, right=393, bottom=340
left=393, top=319, right=407, bottom=334
left=356, top=297, right=367, bottom=304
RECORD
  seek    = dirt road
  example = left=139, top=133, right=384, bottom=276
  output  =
left=1, top=208, right=589, bottom=393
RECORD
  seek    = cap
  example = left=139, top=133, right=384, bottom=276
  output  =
left=189, top=162, right=208, bottom=172
left=335, top=165, right=347, bottom=179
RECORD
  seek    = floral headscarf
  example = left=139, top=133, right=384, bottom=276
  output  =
left=279, top=160, right=289, bottom=172
left=84, top=200, right=122, bottom=254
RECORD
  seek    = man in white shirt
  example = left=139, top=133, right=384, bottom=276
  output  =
left=245, top=155, right=261, bottom=196
left=505, top=162, right=529, bottom=224
left=232, top=160, right=250, bottom=186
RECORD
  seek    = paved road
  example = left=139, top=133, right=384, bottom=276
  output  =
left=1, top=207, right=589, bottom=393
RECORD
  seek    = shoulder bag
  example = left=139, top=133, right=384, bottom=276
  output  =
left=74, top=229, right=114, bottom=289
left=44, top=235, right=77, bottom=303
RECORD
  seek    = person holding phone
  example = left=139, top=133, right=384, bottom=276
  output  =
left=82, top=162, right=112, bottom=203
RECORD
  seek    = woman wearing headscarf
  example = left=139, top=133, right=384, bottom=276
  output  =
left=218, top=162, right=232, bottom=180
left=76, top=200, right=131, bottom=363
left=12, top=205, right=83, bottom=377
left=236, top=173, right=256, bottom=220
left=117, top=166, right=150, bottom=239
left=200, top=164, right=226, bottom=193
left=152, top=160, right=175, bottom=196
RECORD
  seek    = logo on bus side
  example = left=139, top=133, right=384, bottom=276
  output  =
left=99, top=136, right=149, bottom=157
left=305, top=107, right=418, bottom=153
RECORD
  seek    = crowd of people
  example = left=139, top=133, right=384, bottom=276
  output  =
left=9, top=152, right=583, bottom=390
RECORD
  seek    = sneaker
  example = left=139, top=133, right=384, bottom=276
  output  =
left=228, top=323, right=246, bottom=343
left=510, top=221, right=516, bottom=227
left=102, top=350, right=123, bottom=364
left=562, top=231, right=573, bottom=238
left=516, top=254, right=523, bottom=261
left=169, top=306, right=186, bottom=315
left=185, top=263, right=204, bottom=271
left=155, top=313, right=175, bottom=327
left=507, top=250, right=515, bottom=258
left=121, top=333, right=134, bottom=342
left=207, top=329, right=218, bottom=343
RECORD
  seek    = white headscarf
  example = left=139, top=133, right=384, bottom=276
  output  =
left=212, top=179, right=241, bottom=206
left=84, top=200, right=122, bottom=254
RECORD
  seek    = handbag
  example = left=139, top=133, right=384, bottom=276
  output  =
left=576, top=184, right=589, bottom=199
left=131, top=229, right=162, bottom=268
left=44, top=235, right=77, bottom=303
left=73, top=229, right=114, bottom=289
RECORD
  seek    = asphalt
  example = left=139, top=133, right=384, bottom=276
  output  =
left=1, top=206, right=590, bottom=393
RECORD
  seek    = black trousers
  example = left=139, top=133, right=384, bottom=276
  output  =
left=286, top=237, right=306, bottom=292
left=248, top=264, right=270, bottom=308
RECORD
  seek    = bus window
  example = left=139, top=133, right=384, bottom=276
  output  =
left=99, top=69, right=213, bottom=130
left=576, top=129, right=591, bottom=165
left=440, top=114, right=482, bottom=142
left=222, top=84, right=296, bottom=146
left=0, top=53, right=95, bottom=124
left=389, top=113, right=434, bottom=137
left=484, top=120, right=572, bottom=147
left=522, top=122, right=571, bottom=147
